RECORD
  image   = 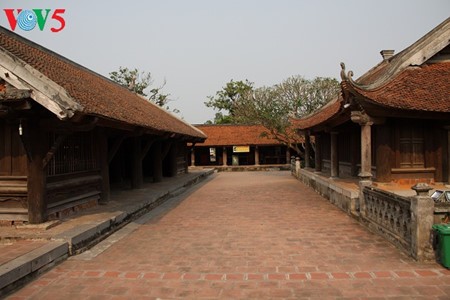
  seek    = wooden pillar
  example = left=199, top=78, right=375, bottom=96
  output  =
left=285, top=147, right=290, bottom=164
left=223, top=147, right=227, bottom=166
left=131, top=136, right=143, bottom=189
left=255, top=146, right=260, bottom=166
left=97, top=128, right=110, bottom=203
left=330, top=131, right=338, bottom=178
left=151, top=140, right=163, bottom=183
left=314, top=134, right=322, bottom=172
left=27, top=120, right=47, bottom=224
left=168, top=142, right=178, bottom=177
left=304, top=133, right=311, bottom=168
left=191, top=147, right=196, bottom=166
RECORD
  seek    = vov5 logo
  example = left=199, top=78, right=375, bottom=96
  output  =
left=3, top=9, right=66, bottom=33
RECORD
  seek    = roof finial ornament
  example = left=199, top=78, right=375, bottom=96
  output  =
left=340, top=62, right=355, bottom=84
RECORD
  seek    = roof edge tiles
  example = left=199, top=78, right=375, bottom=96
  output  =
left=340, top=17, right=450, bottom=91
left=0, top=26, right=206, bottom=141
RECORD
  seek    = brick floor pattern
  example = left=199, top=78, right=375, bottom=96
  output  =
left=7, top=172, right=450, bottom=299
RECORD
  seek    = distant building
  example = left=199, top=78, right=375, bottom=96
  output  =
left=0, top=27, right=205, bottom=224
left=190, top=124, right=297, bottom=167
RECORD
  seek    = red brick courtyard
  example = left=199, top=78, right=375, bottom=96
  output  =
left=7, top=172, right=450, bottom=299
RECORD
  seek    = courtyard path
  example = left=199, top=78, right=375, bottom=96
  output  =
left=7, top=172, right=450, bottom=299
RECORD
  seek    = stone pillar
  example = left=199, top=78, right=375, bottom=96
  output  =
left=151, top=140, right=163, bottom=183
left=411, top=183, right=435, bottom=261
left=304, top=133, right=311, bottom=169
left=222, top=147, right=227, bottom=166
left=190, top=147, right=196, bottom=166
left=359, top=123, right=373, bottom=179
left=131, top=136, right=143, bottom=189
left=314, top=134, right=322, bottom=173
left=295, top=157, right=301, bottom=177
left=330, top=132, right=338, bottom=178
left=254, top=146, right=260, bottom=166
left=351, top=111, right=374, bottom=216
left=447, top=127, right=450, bottom=184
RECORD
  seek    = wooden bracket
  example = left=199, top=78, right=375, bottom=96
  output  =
left=108, top=135, right=126, bottom=164
left=161, top=140, right=173, bottom=160
left=42, top=134, right=68, bottom=169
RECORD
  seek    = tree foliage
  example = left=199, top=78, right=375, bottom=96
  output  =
left=109, top=66, right=177, bottom=112
left=205, top=75, right=340, bottom=154
left=204, top=80, right=253, bottom=124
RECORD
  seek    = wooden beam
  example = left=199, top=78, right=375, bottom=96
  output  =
left=161, top=140, right=173, bottom=160
left=40, top=117, right=98, bottom=133
left=141, top=139, right=156, bottom=161
left=0, top=88, right=30, bottom=100
left=108, top=135, right=126, bottom=164
left=42, top=134, right=68, bottom=169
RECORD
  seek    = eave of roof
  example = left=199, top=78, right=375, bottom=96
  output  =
left=341, top=17, right=450, bottom=91
left=292, top=97, right=344, bottom=130
left=0, top=26, right=206, bottom=141
left=195, top=124, right=288, bottom=146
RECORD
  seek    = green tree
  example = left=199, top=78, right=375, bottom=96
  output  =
left=109, top=67, right=178, bottom=112
left=204, top=80, right=253, bottom=124
left=234, top=75, right=340, bottom=154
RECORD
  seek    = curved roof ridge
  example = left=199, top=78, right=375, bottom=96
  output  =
left=341, top=17, right=450, bottom=91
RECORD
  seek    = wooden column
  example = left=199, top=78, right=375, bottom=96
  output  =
left=285, top=148, right=290, bottom=164
left=304, top=133, right=311, bottom=168
left=191, top=147, right=196, bottom=166
left=97, top=128, right=110, bottom=203
left=151, top=140, right=163, bottom=182
left=27, top=120, right=47, bottom=224
left=330, top=131, right=338, bottom=178
left=255, top=146, right=260, bottom=166
left=223, top=147, right=227, bottom=166
left=314, top=134, right=322, bottom=172
left=168, top=142, right=178, bottom=177
left=131, top=136, right=143, bottom=189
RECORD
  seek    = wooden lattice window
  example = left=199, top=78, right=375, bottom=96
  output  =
left=398, top=125, right=424, bottom=168
left=47, top=132, right=98, bottom=176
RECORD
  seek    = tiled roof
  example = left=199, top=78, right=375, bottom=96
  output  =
left=353, top=62, right=450, bottom=112
left=292, top=97, right=343, bottom=130
left=0, top=27, right=206, bottom=140
left=194, top=124, right=287, bottom=146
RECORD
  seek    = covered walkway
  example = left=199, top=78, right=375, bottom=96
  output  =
left=7, top=171, right=450, bottom=299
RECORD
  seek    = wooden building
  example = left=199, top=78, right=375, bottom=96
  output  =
left=295, top=17, right=450, bottom=184
left=0, top=27, right=206, bottom=224
left=190, top=125, right=294, bottom=167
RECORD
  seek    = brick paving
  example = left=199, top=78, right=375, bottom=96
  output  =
left=0, top=240, right=48, bottom=266
left=6, top=171, right=450, bottom=299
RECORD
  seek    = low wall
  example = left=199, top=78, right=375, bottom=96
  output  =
left=296, top=169, right=359, bottom=215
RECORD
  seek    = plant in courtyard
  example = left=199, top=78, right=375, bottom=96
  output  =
left=204, top=79, right=254, bottom=124
left=205, top=76, right=340, bottom=154
left=109, top=66, right=179, bottom=113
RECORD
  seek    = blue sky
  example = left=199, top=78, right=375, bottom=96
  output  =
left=0, top=1, right=449, bottom=123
